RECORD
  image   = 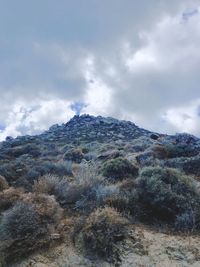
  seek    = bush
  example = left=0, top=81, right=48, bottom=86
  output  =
left=0, top=162, right=21, bottom=183
left=2, top=144, right=41, bottom=159
left=136, top=167, right=200, bottom=224
left=41, top=161, right=72, bottom=177
left=102, top=157, right=138, bottom=181
left=105, top=180, right=137, bottom=215
left=182, top=157, right=200, bottom=176
left=0, top=193, right=63, bottom=263
left=75, top=207, right=129, bottom=262
left=75, top=183, right=119, bottom=211
left=25, top=160, right=72, bottom=186
left=32, top=174, right=60, bottom=194
left=152, top=143, right=198, bottom=159
left=0, top=187, right=24, bottom=213
left=64, top=148, right=84, bottom=163
left=54, top=162, right=105, bottom=212
left=0, top=176, right=8, bottom=191
left=84, top=152, right=97, bottom=161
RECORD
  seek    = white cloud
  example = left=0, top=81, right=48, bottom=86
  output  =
left=81, top=56, right=113, bottom=116
left=162, top=99, right=200, bottom=135
left=0, top=99, right=75, bottom=141
left=83, top=3, right=200, bottom=134
left=0, top=0, right=200, bottom=139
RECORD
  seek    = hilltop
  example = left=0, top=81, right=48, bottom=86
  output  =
left=1, top=115, right=200, bottom=266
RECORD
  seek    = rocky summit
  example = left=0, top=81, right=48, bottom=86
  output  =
left=1, top=115, right=200, bottom=267
left=43, top=114, right=151, bottom=143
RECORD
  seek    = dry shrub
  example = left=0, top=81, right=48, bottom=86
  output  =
left=0, top=193, right=63, bottom=264
left=0, top=187, right=24, bottom=212
left=32, top=174, right=60, bottom=194
left=55, top=162, right=105, bottom=212
left=0, top=176, right=8, bottom=191
left=64, top=148, right=84, bottom=163
left=76, top=207, right=129, bottom=262
left=22, top=193, right=63, bottom=224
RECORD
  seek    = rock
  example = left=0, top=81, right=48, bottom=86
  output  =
left=98, top=149, right=122, bottom=161
left=150, top=133, right=159, bottom=140
left=51, top=233, right=61, bottom=240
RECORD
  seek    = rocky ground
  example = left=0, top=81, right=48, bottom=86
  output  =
left=15, top=225, right=200, bottom=267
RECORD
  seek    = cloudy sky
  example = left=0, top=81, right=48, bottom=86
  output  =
left=0, top=0, right=200, bottom=140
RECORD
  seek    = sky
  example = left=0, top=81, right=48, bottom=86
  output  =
left=0, top=0, right=200, bottom=140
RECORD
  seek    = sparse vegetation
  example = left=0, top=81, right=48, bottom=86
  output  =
left=1, top=115, right=200, bottom=265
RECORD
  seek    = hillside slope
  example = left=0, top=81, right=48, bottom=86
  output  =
left=1, top=114, right=200, bottom=267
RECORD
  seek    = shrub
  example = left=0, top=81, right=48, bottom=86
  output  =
left=136, top=167, right=200, bottom=224
left=75, top=183, right=119, bottom=211
left=0, top=202, right=49, bottom=263
left=0, top=176, right=8, bottom=191
left=0, top=194, right=63, bottom=263
left=76, top=207, right=129, bottom=262
left=182, top=157, right=200, bottom=176
left=74, top=161, right=100, bottom=184
left=41, top=161, right=72, bottom=177
left=84, top=152, right=97, bottom=161
left=64, top=148, right=84, bottom=163
left=55, top=162, right=104, bottom=212
left=2, top=144, right=41, bottom=158
left=105, top=182, right=138, bottom=216
left=0, top=187, right=24, bottom=212
left=21, top=193, right=63, bottom=224
left=175, top=210, right=195, bottom=231
left=0, top=162, right=20, bottom=183
left=152, top=143, right=198, bottom=159
left=24, top=160, right=73, bottom=188
left=102, top=157, right=138, bottom=181
left=32, top=174, right=60, bottom=194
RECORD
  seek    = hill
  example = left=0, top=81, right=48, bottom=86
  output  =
left=1, top=114, right=200, bottom=266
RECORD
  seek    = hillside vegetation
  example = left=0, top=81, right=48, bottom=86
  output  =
left=1, top=114, right=200, bottom=266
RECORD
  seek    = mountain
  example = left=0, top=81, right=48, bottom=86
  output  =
left=1, top=114, right=200, bottom=267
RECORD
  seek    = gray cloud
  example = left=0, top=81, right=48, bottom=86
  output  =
left=0, top=0, right=199, bottom=139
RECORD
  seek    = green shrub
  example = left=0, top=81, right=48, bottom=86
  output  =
left=102, top=157, right=138, bottom=181
left=136, top=167, right=200, bottom=225
left=76, top=207, right=129, bottom=262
